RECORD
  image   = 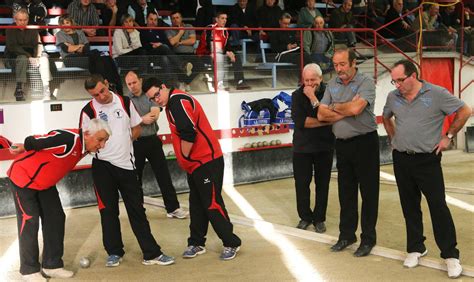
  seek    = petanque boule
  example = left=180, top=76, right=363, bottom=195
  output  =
left=79, top=257, right=90, bottom=268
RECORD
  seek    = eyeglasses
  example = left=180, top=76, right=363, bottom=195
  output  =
left=391, top=74, right=412, bottom=85
left=148, top=88, right=161, bottom=102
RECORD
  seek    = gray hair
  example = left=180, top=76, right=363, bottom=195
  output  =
left=303, top=63, right=323, bottom=77
left=85, top=118, right=112, bottom=136
left=13, top=8, right=29, bottom=18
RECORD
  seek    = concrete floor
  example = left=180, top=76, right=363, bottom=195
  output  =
left=0, top=150, right=473, bottom=281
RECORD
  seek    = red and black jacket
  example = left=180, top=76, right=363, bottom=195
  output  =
left=165, top=89, right=222, bottom=173
left=7, top=129, right=86, bottom=190
left=196, top=23, right=234, bottom=56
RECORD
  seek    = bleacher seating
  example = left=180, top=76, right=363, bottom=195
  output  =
left=255, top=40, right=296, bottom=88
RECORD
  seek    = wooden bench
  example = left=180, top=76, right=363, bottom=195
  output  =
left=255, top=40, right=296, bottom=88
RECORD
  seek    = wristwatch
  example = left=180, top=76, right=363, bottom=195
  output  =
left=311, top=100, right=320, bottom=109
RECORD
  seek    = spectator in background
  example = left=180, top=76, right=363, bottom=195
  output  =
left=270, top=13, right=313, bottom=67
left=256, top=0, right=283, bottom=40
left=228, top=0, right=258, bottom=47
left=383, top=0, right=412, bottom=39
left=329, top=0, right=357, bottom=47
left=100, top=0, right=119, bottom=26
left=112, top=14, right=147, bottom=72
left=12, top=0, right=47, bottom=26
left=6, top=9, right=52, bottom=101
left=141, top=11, right=193, bottom=89
left=412, top=4, right=453, bottom=49
left=304, top=16, right=334, bottom=73
left=55, top=15, right=123, bottom=94
left=367, top=0, right=390, bottom=26
left=297, top=0, right=322, bottom=28
left=196, top=11, right=251, bottom=90
left=195, top=0, right=215, bottom=29
left=67, top=0, right=100, bottom=36
left=440, top=5, right=460, bottom=48
left=128, top=0, right=158, bottom=26
left=403, top=0, right=419, bottom=12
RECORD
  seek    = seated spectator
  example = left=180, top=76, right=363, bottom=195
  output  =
left=55, top=15, right=123, bottom=94
left=383, top=0, right=412, bottom=39
left=297, top=0, right=322, bottom=28
left=112, top=14, right=148, bottom=72
left=67, top=0, right=100, bottom=36
left=12, top=0, right=47, bottom=26
left=329, top=0, right=357, bottom=47
left=440, top=5, right=460, bottom=48
left=269, top=13, right=313, bottom=67
left=303, top=16, right=334, bottom=72
left=195, top=0, right=216, bottom=28
left=6, top=8, right=51, bottom=101
left=228, top=0, right=258, bottom=47
left=196, top=11, right=251, bottom=90
left=256, top=0, right=283, bottom=40
left=367, top=0, right=390, bottom=26
left=127, top=0, right=158, bottom=26
left=411, top=4, right=453, bottom=49
left=141, top=11, right=193, bottom=89
left=100, top=0, right=119, bottom=26
left=167, top=10, right=196, bottom=55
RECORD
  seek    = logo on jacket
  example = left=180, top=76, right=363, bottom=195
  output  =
left=98, top=111, right=108, bottom=121
left=113, top=109, right=124, bottom=119
left=203, top=178, right=211, bottom=184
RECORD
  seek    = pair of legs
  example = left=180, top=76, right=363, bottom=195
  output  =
left=392, top=150, right=459, bottom=259
left=133, top=135, right=180, bottom=213
left=147, top=45, right=192, bottom=86
left=335, top=131, right=380, bottom=246
left=91, top=158, right=163, bottom=260
left=186, top=157, right=241, bottom=248
left=10, top=182, right=65, bottom=275
left=293, top=150, right=334, bottom=224
left=8, top=54, right=51, bottom=99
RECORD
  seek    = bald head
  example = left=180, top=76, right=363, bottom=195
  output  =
left=125, top=71, right=143, bottom=96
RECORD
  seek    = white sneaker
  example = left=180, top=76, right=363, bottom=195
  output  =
left=166, top=208, right=188, bottom=219
left=42, top=267, right=74, bottom=278
left=446, top=258, right=462, bottom=279
left=403, top=249, right=428, bottom=268
left=22, top=272, right=46, bottom=282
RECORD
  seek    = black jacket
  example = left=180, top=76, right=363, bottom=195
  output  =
left=291, top=83, right=335, bottom=153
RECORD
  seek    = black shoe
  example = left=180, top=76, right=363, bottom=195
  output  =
left=14, top=88, right=25, bottom=101
left=314, top=222, right=326, bottom=233
left=236, top=80, right=251, bottom=90
left=330, top=239, right=356, bottom=252
left=353, top=244, right=374, bottom=257
left=296, top=220, right=311, bottom=230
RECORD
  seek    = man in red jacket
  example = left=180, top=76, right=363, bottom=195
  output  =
left=142, top=78, right=242, bottom=260
left=7, top=118, right=111, bottom=281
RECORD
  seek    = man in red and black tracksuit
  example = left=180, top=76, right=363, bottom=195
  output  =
left=143, top=78, right=242, bottom=260
left=7, top=119, right=110, bottom=280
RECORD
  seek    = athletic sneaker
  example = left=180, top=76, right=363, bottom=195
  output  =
left=220, top=246, right=240, bottom=261
left=182, top=245, right=206, bottom=258
left=22, top=272, right=46, bottom=282
left=446, top=258, right=463, bottom=278
left=403, top=249, right=428, bottom=268
left=105, top=255, right=122, bottom=267
left=142, top=254, right=175, bottom=266
left=42, top=268, right=74, bottom=278
left=166, top=208, right=189, bottom=219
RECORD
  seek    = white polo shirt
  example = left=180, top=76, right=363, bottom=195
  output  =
left=80, top=93, right=142, bottom=170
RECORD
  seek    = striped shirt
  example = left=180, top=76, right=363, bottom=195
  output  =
left=67, top=0, right=100, bottom=26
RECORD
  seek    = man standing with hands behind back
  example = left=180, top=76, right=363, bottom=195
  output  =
left=383, top=59, right=471, bottom=279
left=318, top=47, right=380, bottom=258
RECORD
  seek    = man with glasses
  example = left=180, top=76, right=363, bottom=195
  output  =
left=142, top=78, right=242, bottom=261
left=318, top=47, right=379, bottom=258
left=382, top=60, right=471, bottom=278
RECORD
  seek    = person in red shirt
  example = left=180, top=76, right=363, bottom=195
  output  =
left=142, top=78, right=242, bottom=261
left=7, top=118, right=111, bottom=281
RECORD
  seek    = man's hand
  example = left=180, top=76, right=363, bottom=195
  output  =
left=9, top=143, right=25, bottom=154
left=434, top=135, right=451, bottom=155
left=226, top=51, right=236, bottom=62
left=402, top=21, right=410, bottom=29
left=83, top=28, right=97, bottom=36
left=29, top=57, right=39, bottom=66
left=287, top=43, right=298, bottom=50
left=152, top=42, right=162, bottom=48
left=303, top=85, right=317, bottom=101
